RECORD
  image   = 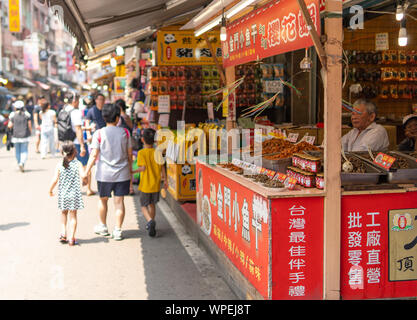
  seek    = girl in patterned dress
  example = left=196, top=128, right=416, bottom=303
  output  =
left=49, top=141, right=85, bottom=246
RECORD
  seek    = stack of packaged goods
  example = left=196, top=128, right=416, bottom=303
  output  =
left=235, top=63, right=285, bottom=110
left=150, top=65, right=223, bottom=115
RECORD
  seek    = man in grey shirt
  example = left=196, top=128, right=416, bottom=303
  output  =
left=83, top=103, right=133, bottom=241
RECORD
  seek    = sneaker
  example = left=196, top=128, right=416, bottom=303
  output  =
left=112, top=228, right=123, bottom=241
left=18, top=164, right=24, bottom=172
left=94, top=224, right=110, bottom=236
left=147, top=220, right=156, bottom=237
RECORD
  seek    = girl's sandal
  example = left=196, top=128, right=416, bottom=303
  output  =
left=59, top=235, right=68, bottom=243
left=68, top=238, right=79, bottom=246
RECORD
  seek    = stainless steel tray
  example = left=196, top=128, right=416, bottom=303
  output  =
left=341, top=152, right=386, bottom=185
left=305, top=151, right=386, bottom=185
left=354, top=151, right=417, bottom=184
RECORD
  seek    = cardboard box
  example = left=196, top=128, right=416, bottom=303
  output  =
left=167, top=159, right=196, bottom=201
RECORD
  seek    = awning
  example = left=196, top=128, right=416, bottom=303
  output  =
left=22, top=78, right=36, bottom=88
left=48, top=0, right=209, bottom=54
left=47, top=77, right=70, bottom=88
left=36, top=81, right=50, bottom=91
left=94, top=72, right=115, bottom=83
left=9, top=87, right=30, bottom=96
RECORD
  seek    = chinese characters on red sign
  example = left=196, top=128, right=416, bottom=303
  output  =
left=197, top=162, right=270, bottom=298
left=271, top=197, right=324, bottom=299
left=341, top=193, right=417, bottom=299
left=222, top=0, right=320, bottom=68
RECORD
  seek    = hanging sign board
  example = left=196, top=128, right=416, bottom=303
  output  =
left=222, top=0, right=320, bottom=68
left=157, top=30, right=222, bottom=66
left=9, top=0, right=21, bottom=33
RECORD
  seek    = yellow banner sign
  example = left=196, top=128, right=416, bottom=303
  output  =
left=9, top=0, right=21, bottom=33
left=157, top=30, right=222, bottom=66
left=389, top=208, right=417, bottom=281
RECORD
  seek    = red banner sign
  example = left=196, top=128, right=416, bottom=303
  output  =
left=341, top=193, right=417, bottom=299
left=197, top=162, right=270, bottom=298
left=222, top=0, right=320, bottom=68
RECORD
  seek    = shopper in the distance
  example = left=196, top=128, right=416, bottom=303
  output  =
left=8, top=100, right=32, bottom=172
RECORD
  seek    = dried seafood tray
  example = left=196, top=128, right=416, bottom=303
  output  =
left=341, top=153, right=386, bottom=185
left=354, top=151, right=417, bottom=184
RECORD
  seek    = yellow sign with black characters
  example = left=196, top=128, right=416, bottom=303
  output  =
left=9, top=0, right=21, bottom=33
left=157, top=30, right=222, bottom=66
left=389, top=208, right=417, bottom=281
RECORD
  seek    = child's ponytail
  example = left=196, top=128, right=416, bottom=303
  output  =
left=61, top=141, right=76, bottom=169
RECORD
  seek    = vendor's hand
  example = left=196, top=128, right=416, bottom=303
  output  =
left=80, top=146, right=86, bottom=157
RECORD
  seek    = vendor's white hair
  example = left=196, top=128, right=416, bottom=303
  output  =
left=353, top=99, right=377, bottom=116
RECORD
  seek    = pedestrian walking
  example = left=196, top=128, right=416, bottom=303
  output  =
left=133, top=128, right=168, bottom=237
left=39, top=102, right=57, bottom=159
left=115, top=99, right=135, bottom=195
left=82, top=103, right=133, bottom=241
left=85, top=93, right=106, bottom=132
left=33, top=95, right=47, bottom=154
left=7, top=100, right=32, bottom=172
left=49, top=141, right=85, bottom=246
left=58, top=92, right=95, bottom=196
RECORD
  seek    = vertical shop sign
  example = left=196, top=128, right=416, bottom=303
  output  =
left=389, top=209, right=417, bottom=281
left=8, top=0, right=21, bottom=33
left=196, top=163, right=269, bottom=298
left=66, top=50, right=75, bottom=73
left=222, top=0, right=320, bottom=68
left=271, top=197, right=324, bottom=299
left=23, top=39, right=39, bottom=71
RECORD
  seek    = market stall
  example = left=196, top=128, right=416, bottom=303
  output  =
left=187, top=0, right=417, bottom=300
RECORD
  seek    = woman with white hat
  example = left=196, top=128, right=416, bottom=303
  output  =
left=7, top=100, right=32, bottom=172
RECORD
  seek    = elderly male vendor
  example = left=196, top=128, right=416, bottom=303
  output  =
left=342, top=99, right=389, bottom=152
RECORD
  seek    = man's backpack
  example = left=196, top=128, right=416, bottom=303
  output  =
left=57, top=108, right=76, bottom=142
left=12, top=111, right=30, bottom=139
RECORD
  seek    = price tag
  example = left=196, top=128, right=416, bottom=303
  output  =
left=299, top=134, right=315, bottom=145
left=373, top=152, right=396, bottom=170
left=273, top=172, right=287, bottom=183
left=284, top=176, right=298, bottom=190
left=265, top=169, right=276, bottom=178
left=263, top=80, right=283, bottom=94
left=287, top=133, right=299, bottom=143
left=158, top=95, right=170, bottom=113
left=207, top=102, right=214, bottom=120
left=158, top=113, right=170, bottom=127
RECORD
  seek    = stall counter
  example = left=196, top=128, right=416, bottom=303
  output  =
left=195, top=159, right=417, bottom=300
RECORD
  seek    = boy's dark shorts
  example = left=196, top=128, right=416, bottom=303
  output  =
left=97, top=180, right=130, bottom=198
left=139, top=191, right=160, bottom=207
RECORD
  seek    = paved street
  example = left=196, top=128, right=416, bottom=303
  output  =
left=0, top=138, right=237, bottom=300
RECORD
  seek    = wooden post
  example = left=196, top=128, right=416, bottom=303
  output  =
left=323, top=0, right=342, bottom=300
